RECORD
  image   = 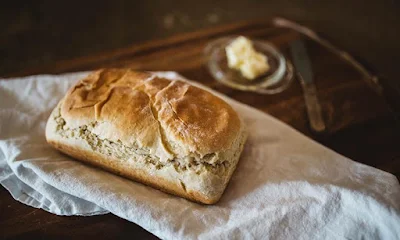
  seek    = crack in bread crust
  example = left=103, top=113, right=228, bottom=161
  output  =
left=54, top=107, right=230, bottom=176
left=140, top=88, right=175, bottom=158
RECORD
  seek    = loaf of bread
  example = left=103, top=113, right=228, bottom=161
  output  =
left=46, top=68, right=247, bottom=204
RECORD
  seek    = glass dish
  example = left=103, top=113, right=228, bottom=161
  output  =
left=204, top=36, right=294, bottom=94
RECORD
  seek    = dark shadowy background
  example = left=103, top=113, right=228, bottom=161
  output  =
left=1, top=2, right=399, bottom=239
left=1, top=0, right=399, bottom=93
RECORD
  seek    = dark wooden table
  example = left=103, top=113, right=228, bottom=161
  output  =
left=1, top=20, right=399, bottom=239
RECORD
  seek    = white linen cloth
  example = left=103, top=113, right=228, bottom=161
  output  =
left=0, top=72, right=399, bottom=240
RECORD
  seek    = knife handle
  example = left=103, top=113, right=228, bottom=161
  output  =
left=298, top=74, right=326, bottom=133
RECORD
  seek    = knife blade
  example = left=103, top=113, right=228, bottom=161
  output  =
left=290, top=39, right=326, bottom=132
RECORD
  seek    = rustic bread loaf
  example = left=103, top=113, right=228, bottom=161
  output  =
left=46, top=68, right=247, bottom=204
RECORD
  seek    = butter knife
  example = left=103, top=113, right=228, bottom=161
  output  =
left=290, top=39, right=326, bottom=132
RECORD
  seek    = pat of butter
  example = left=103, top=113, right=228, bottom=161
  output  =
left=225, top=36, right=270, bottom=80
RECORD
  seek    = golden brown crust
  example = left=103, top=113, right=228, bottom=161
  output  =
left=60, top=68, right=241, bottom=159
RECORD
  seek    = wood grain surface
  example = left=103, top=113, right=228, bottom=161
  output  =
left=1, top=19, right=399, bottom=239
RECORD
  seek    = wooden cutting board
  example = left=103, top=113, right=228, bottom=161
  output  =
left=1, top=19, right=399, bottom=239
